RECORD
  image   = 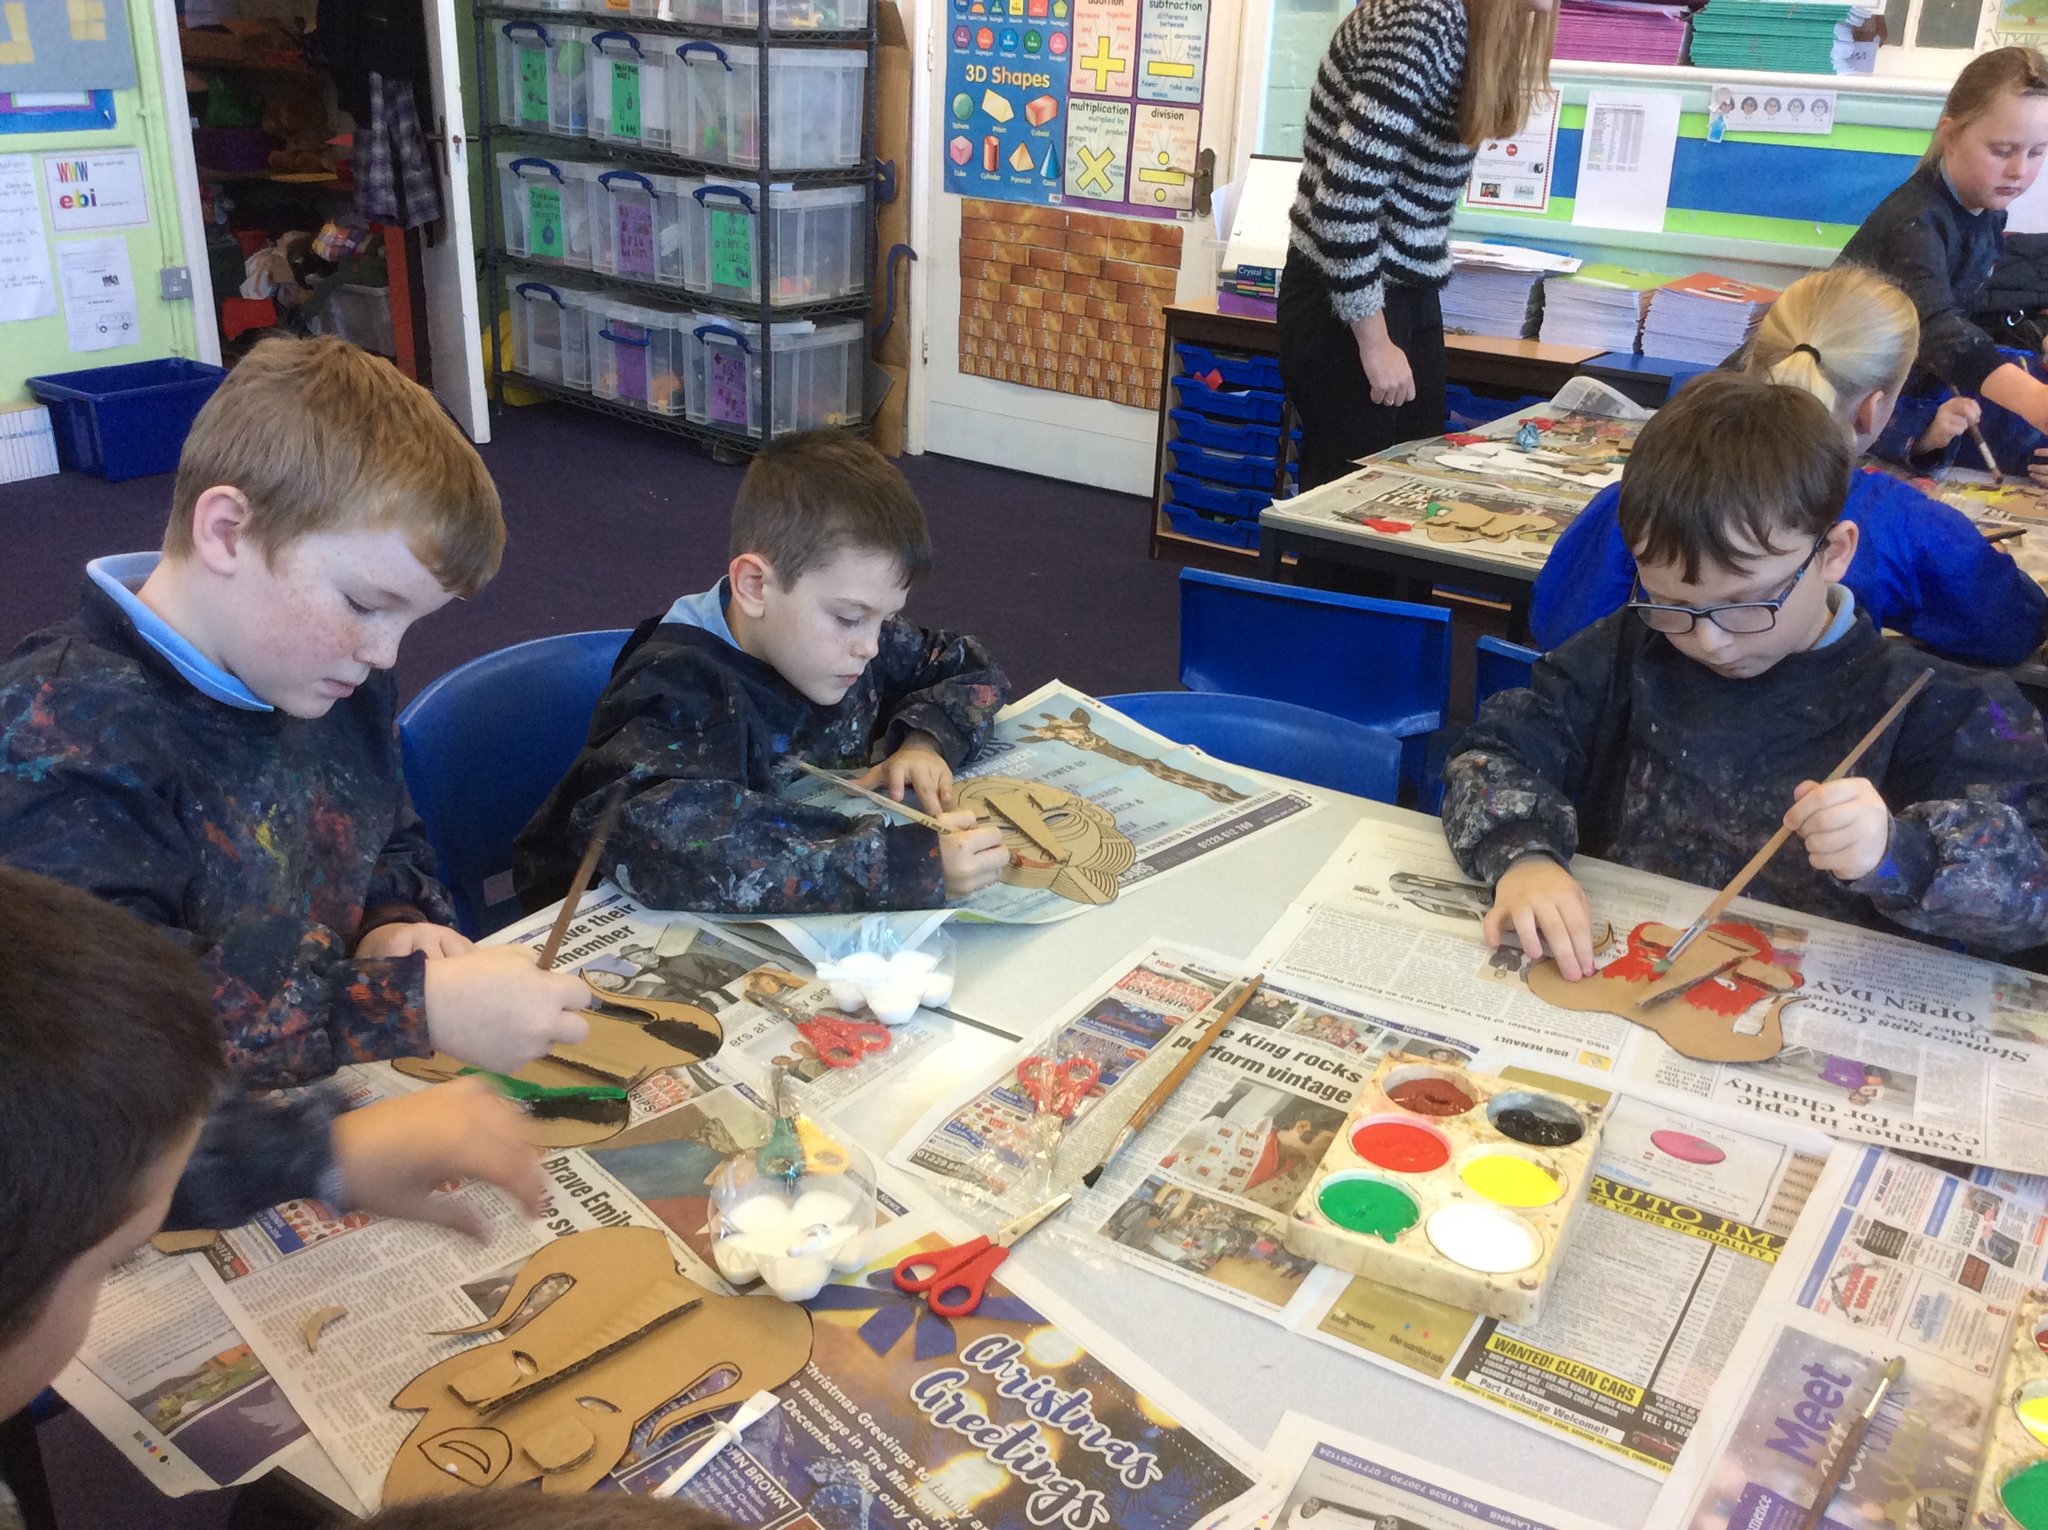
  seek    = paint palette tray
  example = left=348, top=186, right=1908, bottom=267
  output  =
left=1283, top=1053, right=1609, bottom=1324
left=1968, top=1288, right=2048, bottom=1530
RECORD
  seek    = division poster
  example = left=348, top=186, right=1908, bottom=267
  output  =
left=944, top=0, right=1209, bottom=218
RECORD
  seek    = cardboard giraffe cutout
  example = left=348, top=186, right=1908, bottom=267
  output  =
left=1527, top=920, right=1800, bottom=1063
left=957, top=774, right=1136, bottom=904
left=1023, top=708, right=1249, bottom=805
left=393, top=977, right=724, bottom=1147
left=385, top=1225, right=812, bottom=1501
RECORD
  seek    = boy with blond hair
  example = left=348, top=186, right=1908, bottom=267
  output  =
left=1445, top=372, right=2048, bottom=973
left=0, top=337, right=582, bottom=1221
left=516, top=432, right=1011, bottom=914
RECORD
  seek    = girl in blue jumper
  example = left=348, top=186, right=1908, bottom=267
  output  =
left=1532, top=266, right=2048, bottom=667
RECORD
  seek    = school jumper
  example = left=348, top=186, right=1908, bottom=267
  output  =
left=1442, top=596, right=2048, bottom=956
left=0, top=556, right=451, bottom=1089
left=1278, top=0, right=1471, bottom=488
left=514, top=580, right=1008, bottom=915
left=1529, top=469, right=2048, bottom=666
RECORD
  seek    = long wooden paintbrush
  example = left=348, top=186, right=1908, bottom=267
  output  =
left=1080, top=975, right=1264, bottom=1188
left=787, top=757, right=948, bottom=831
left=1658, top=670, right=1932, bottom=972
left=538, top=789, right=623, bottom=971
left=1796, top=1355, right=1902, bottom=1530
left=1968, top=421, right=2006, bottom=486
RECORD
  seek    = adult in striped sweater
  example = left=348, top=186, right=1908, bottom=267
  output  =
left=1279, top=0, right=1557, bottom=488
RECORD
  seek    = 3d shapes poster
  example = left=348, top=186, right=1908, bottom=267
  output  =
left=945, top=0, right=1209, bottom=218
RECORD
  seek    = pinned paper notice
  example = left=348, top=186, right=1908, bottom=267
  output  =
left=57, top=237, right=137, bottom=353
left=0, top=153, right=56, bottom=324
left=1572, top=90, right=1680, bottom=234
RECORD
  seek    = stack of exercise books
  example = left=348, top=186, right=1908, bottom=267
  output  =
left=1687, top=0, right=1878, bottom=74
left=1554, top=0, right=1693, bottom=65
left=1640, top=273, right=1782, bottom=364
left=1442, top=242, right=1581, bottom=340
left=1538, top=265, right=1668, bottom=352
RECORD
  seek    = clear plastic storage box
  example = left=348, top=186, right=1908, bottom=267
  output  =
left=685, top=181, right=865, bottom=305
left=497, top=153, right=596, bottom=268
left=592, top=168, right=697, bottom=287
left=494, top=21, right=588, bottom=135
left=586, top=29, right=671, bottom=148
left=588, top=298, right=689, bottom=414
left=507, top=279, right=595, bottom=390
left=691, top=0, right=871, bottom=29
left=683, top=314, right=862, bottom=436
left=667, top=41, right=866, bottom=169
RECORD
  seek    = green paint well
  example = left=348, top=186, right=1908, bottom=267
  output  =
left=2003, top=1460, right=2048, bottom=1529
left=1318, top=1178, right=1419, bottom=1243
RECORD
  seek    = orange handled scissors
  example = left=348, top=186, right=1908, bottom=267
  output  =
left=892, top=1192, right=1073, bottom=1318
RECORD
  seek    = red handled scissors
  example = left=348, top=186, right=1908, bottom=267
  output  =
left=892, top=1192, right=1073, bottom=1318
left=795, top=1012, right=891, bottom=1069
left=1015, top=1054, right=1101, bottom=1119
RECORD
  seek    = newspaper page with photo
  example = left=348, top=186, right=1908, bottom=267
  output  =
left=1654, top=1145, right=2048, bottom=1527
left=1262, top=1410, right=1616, bottom=1530
left=1299, top=1086, right=1827, bottom=1476
left=776, top=681, right=1319, bottom=927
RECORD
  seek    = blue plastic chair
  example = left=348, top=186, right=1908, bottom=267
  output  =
left=1474, top=635, right=1540, bottom=707
left=1103, top=691, right=1402, bottom=803
left=398, top=629, right=633, bottom=937
left=1176, top=568, right=1451, bottom=795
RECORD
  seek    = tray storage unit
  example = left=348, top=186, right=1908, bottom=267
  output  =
left=1161, top=343, right=1291, bottom=550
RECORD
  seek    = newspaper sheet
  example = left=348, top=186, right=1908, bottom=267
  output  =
left=1266, top=820, right=2048, bottom=1173
left=1259, top=465, right=1588, bottom=575
left=1262, top=1409, right=1617, bottom=1530
left=775, top=681, right=1318, bottom=927
left=1653, top=1144, right=2048, bottom=1526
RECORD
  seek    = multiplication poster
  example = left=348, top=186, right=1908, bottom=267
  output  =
left=943, top=0, right=1209, bottom=218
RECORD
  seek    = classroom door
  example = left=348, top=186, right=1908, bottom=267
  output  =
left=420, top=0, right=490, bottom=443
left=910, top=0, right=1242, bottom=495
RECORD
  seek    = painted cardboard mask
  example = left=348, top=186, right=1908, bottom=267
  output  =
left=385, top=1225, right=813, bottom=1501
left=956, top=775, right=1136, bottom=905
left=1526, top=920, right=1800, bottom=1062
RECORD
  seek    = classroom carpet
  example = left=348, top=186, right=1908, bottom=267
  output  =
left=1, top=402, right=1177, bottom=1530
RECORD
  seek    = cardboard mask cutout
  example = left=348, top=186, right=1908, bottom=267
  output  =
left=385, top=1225, right=812, bottom=1502
left=956, top=775, right=1136, bottom=905
left=394, top=977, right=725, bottom=1147
left=1527, top=920, right=1800, bottom=1062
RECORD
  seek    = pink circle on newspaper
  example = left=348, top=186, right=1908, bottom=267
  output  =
left=1651, top=1129, right=1726, bottom=1165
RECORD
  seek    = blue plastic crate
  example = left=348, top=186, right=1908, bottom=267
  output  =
left=1170, top=374, right=1284, bottom=425
left=1164, top=471, right=1271, bottom=521
left=1170, top=408, right=1281, bottom=455
left=1163, top=501, right=1262, bottom=550
left=27, top=358, right=227, bottom=481
left=1174, top=342, right=1283, bottom=392
left=1445, top=386, right=1545, bottom=433
left=1167, top=439, right=1282, bottom=489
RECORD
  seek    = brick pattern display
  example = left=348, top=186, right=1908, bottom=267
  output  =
left=957, top=199, right=1181, bottom=410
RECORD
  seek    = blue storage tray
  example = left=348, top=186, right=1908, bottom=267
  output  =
left=1167, top=439, right=1281, bottom=489
left=1174, top=342, right=1283, bottom=391
left=1170, top=408, right=1281, bottom=455
left=1164, top=471, right=1271, bottom=520
left=1163, top=501, right=1262, bottom=550
left=26, top=358, right=227, bottom=481
left=1170, top=374, right=1284, bottom=425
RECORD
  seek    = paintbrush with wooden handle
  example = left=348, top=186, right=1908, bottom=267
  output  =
left=538, top=789, right=624, bottom=970
left=1968, top=421, right=2005, bottom=485
left=785, top=757, right=949, bottom=830
left=1797, top=1355, right=1902, bottom=1530
left=1080, top=975, right=1264, bottom=1188
left=1658, top=670, right=1932, bottom=971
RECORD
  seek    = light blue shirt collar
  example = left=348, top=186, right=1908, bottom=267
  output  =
left=1812, top=583, right=1857, bottom=649
left=86, top=552, right=273, bottom=712
left=663, top=578, right=739, bottom=649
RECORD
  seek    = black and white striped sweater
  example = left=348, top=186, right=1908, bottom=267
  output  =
left=1289, top=0, right=1473, bottom=324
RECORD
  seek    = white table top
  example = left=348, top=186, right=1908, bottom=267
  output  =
left=852, top=787, right=1661, bottom=1528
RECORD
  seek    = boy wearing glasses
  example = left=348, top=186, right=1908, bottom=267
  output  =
left=1442, top=372, right=2048, bottom=977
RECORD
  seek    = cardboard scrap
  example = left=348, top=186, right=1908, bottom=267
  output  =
left=385, top=1226, right=812, bottom=1501
left=303, top=1305, right=347, bottom=1354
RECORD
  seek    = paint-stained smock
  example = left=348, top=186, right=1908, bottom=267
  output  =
left=1440, top=607, right=2048, bottom=956
left=0, top=578, right=450, bottom=1088
left=514, top=609, right=1009, bottom=915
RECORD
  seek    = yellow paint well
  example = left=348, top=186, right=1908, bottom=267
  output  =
left=2019, top=1391, right=2048, bottom=1448
left=1459, top=1154, right=1562, bottom=1209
